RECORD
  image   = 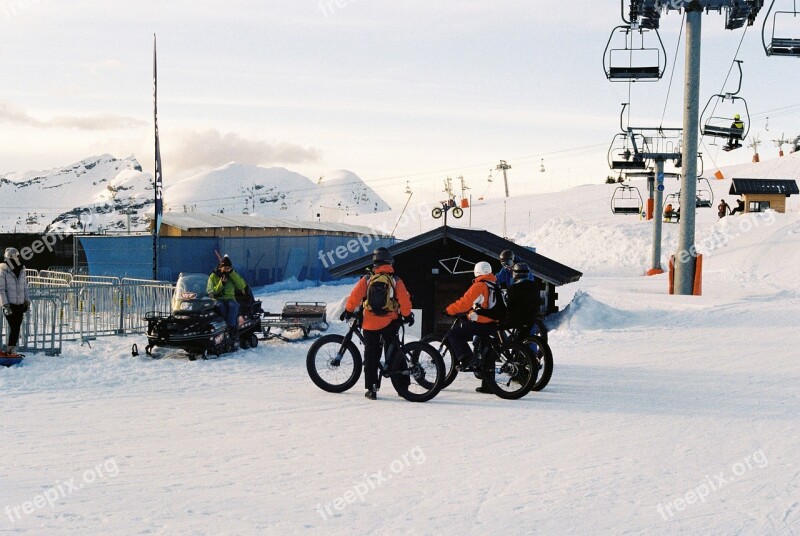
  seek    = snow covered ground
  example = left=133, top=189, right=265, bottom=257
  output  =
left=2, top=155, right=800, bottom=535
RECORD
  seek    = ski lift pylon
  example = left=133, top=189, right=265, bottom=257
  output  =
left=762, top=0, right=800, bottom=57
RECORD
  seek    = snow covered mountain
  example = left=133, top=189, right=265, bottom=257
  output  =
left=0, top=154, right=153, bottom=234
left=0, top=157, right=391, bottom=234
left=165, top=164, right=390, bottom=221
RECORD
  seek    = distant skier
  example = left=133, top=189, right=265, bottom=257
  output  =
left=725, top=114, right=744, bottom=150
left=0, top=248, right=30, bottom=356
left=718, top=199, right=731, bottom=219
left=730, top=198, right=745, bottom=216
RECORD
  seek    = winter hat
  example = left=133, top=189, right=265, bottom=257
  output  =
left=220, top=255, right=232, bottom=267
left=3, top=247, right=19, bottom=260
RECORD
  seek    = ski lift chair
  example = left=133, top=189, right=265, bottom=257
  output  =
left=603, top=25, right=667, bottom=82
left=663, top=192, right=680, bottom=223
left=609, top=132, right=648, bottom=170
left=762, top=0, right=800, bottom=56
left=611, top=185, right=644, bottom=215
left=696, top=177, right=714, bottom=208
left=700, top=61, right=750, bottom=150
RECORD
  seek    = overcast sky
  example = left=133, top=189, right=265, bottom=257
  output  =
left=1, top=1, right=798, bottom=204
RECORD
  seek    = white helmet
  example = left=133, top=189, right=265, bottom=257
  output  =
left=473, top=261, right=492, bottom=277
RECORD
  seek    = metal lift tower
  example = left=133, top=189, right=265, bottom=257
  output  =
left=626, top=0, right=763, bottom=295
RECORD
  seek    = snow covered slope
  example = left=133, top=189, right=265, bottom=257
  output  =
left=2, top=152, right=800, bottom=535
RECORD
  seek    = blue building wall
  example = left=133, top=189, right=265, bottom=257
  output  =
left=79, top=235, right=394, bottom=284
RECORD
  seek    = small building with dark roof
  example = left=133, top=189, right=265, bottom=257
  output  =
left=729, top=178, right=799, bottom=213
left=329, top=225, right=583, bottom=336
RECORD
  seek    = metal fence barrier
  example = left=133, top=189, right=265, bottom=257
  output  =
left=1, top=272, right=173, bottom=355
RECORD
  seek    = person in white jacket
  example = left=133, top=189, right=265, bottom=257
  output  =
left=0, top=247, right=30, bottom=355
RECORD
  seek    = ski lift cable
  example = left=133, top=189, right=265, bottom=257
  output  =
left=659, top=13, right=686, bottom=129
left=708, top=24, right=749, bottom=122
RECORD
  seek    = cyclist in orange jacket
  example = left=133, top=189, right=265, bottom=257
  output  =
left=341, top=247, right=413, bottom=400
left=444, top=261, right=502, bottom=377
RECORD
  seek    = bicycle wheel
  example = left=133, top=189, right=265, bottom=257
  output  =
left=306, top=334, right=362, bottom=393
left=522, top=335, right=553, bottom=391
left=420, top=334, right=459, bottom=388
left=486, top=341, right=537, bottom=399
left=389, top=341, right=445, bottom=402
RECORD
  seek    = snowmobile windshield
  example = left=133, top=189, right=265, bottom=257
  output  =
left=172, top=273, right=213, bottom=313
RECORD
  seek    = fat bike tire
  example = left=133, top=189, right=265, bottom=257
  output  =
left=306, top=334, right=362, bottom=393
left=487, top=341, right=538, bottom=400
left=389, top=341, right=445, bottom=403
left=522, top=335, right=553, bottom=391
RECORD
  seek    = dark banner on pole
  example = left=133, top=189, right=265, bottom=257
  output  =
left=153, top=34, right=163, bottom=235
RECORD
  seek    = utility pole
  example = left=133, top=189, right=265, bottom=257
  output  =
left=443, top=177, right=455, bottom=202
left=496, top=160, right=511, bottom=198
left=772, top=133, right=788, bottom=157
left=749, top=135, right=761, bottom=163
left=648, top=160, right=666, bottom=275
left=458, top=175, right=470, bottom=206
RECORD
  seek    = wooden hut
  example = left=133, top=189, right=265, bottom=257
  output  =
left=329, top=226, right=582, bottom=336
left=728, top=179, right=799, bottom=213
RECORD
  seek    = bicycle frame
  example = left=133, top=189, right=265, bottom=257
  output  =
left=335, top=315, right=406, bottom=380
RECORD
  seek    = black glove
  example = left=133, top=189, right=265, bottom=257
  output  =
left=402, top=313, right=415, bottom=327
left=22, top=301, right=30, bottom=313
left=339, top=310, right=353, bottom=321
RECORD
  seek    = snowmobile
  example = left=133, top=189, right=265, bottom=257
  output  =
left=0, top=348, right=24, bottom=367
left=132, top=272, right=263, bottom=360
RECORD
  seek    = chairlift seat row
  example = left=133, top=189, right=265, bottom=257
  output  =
left=702, top=125, right=745, bottom=138
left=763, top=2, right=800, bottom=57
left=767, top=37, right=800, bottom=55
left=611, top=160, right=648, bottom=170
left=607, top=66, right=662, bottom=80
left=613, top=206, right=642, bottom=215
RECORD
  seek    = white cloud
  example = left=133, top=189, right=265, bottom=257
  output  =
left=0, top=100, right=146, bottom=130
left=168, top=128, right=322, bottom=171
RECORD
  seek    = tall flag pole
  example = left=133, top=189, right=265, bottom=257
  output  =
left=152, top=34, right=163, bottom=280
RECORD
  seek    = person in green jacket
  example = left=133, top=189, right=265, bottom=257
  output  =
left=207, top=255, right=247, bottom=338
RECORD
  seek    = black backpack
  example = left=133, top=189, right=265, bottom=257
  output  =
left=363, top=273, right=399, bottom=316
left=479, top=280, right=507, bottom=321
